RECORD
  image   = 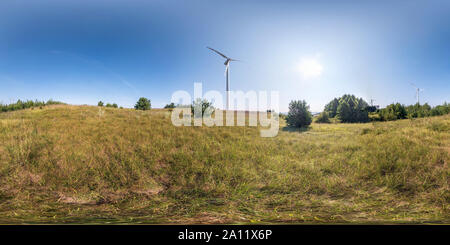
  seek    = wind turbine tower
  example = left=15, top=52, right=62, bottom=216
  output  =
left=207, top=47, right=239, bottom=110
left=410, top=83, right=424, bottom=105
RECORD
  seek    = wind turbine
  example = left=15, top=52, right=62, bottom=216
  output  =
left=410, top=83, right=424, bottom=105
left=207, top=47, right=239, bottom=110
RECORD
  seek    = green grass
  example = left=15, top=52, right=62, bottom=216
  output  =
left=0, top=105, right=448, bottom=224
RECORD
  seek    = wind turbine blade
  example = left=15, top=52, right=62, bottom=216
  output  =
left=207, top=47, right=229, bottom=59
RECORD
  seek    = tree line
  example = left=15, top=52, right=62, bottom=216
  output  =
left=0, top=99, right=64, bottom=113
left=286, top=94, right=450, bottom=128
left=97, top=97, right=152, bottom=110
left=375, top=102, right=449, bottom=121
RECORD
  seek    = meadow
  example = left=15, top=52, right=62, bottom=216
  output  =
left=0, top=105, right=448, bottom=224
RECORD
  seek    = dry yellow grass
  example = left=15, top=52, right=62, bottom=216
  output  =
left=0, top=105, right=448, bottom=224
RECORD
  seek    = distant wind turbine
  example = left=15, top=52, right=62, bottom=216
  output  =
left=410, top=83, right=424, bottom=105
left=207, top=47, right=240, bottom=110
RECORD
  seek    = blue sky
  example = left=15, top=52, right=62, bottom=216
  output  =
left=0, top=0, right=449, bottom=112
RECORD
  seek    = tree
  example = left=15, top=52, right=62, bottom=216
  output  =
left=134, top=97, right=151, bottom=110
left=324, top=95, right=370, bottom=123
left=336, top=95, right=369, bottom=123
left=316, top=111, right=330, bottom=123
left=366, top=105, right=378, bottom=113
left=379, top=103, right=407, bottom=121
left=324, top=98, right=339, bottom=118
left=164, top=103, right=176, bottom=109
left=112, top=103, right=118, bottom=108
left=406, top=103, right=431, bottom=118
left=0, top=100, right=63, bottom=113
left=286, top=100, right=312, bottom=128
left=191, top=98, right=214, bottom=117
left=420, top=103, right=432, bottom=117
left=98, top=101, right=104, bottom=107
left=431, top=102, right=450, bottom=116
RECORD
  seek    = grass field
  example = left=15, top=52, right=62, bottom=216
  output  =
left=0, top=105, right=448, bottom=224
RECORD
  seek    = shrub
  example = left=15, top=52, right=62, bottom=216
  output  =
left=369, top=112, right=382, bottom=121
left=379, top=103, right=407, bottom=121
left=430, top=102, right=449, bottom=116
left=286, top=100, right=312, bottom=128
left=316, top=111, right=330, bottom=123
left=98, top=101, right=104, bottom=107
left=164, top=103, right=176, bottom=109
left=45, top=99, right=62, bottom=106
left=406, top=103, right=431, bottom=118
left=103, top=102, right=118, bottom=108
left=134, top=97, right=151, bottom=110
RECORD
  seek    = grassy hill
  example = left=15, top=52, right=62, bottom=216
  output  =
left=0, top=105, right=448, bottom=224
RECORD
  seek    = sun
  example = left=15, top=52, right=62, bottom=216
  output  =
left=297, top=57, right=323, bottom=79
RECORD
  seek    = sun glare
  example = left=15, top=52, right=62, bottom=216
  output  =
left=297, top=57, right=323, bottom=79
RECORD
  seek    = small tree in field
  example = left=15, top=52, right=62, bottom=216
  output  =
left=286, top=100, right=312, bottom=128
left=98, top=101, right=104, bottom=107
left=191, top=98, right=214, bottom=118
left=135, top=97, right=151, bottom=110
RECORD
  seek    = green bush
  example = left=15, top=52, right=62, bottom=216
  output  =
left=102, top=102, right=119, bottom=108
left=316, top=111, right=330, bottom=123
left=134, top=97, right=151, bottom=110
left=430, top=102, right=449, bottom=116
left=379, top=103, right=407, bottom=121
left=98, top=101, right=104, bottom=107
left=286, top=100, right=312, bottom=128
left=406, top=103, right=431, bottom=118
left=164, top=103, right=176, bottom=109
